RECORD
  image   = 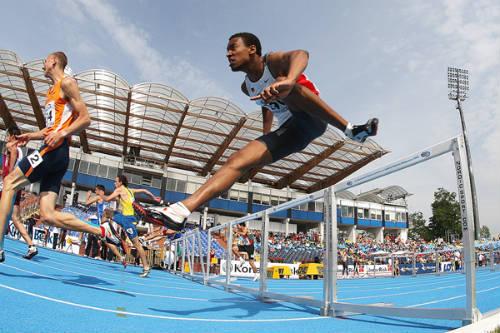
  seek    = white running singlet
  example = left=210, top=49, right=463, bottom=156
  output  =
left=244, top=64, right=292, bottom=127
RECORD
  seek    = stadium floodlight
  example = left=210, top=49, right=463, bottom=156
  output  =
left=448, top=67, right=469, bottom=101
left=448, top=67, right=480, bottom=240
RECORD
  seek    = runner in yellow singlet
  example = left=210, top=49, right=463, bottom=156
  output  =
left=103, top=175, right=160, bottom=278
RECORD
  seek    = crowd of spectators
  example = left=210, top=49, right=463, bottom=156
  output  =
left=9, top=196, right=500, bottom=272
left=244, top=229, right=500, bottom=267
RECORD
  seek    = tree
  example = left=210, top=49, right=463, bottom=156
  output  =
left=480, top=225, right=491, bottom=239
left=428, top=188, right=461, bottom=240
left=408, top=211, right=430, bottom=240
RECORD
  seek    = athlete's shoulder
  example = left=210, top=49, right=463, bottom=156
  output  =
left=265, top=51, right=286, bottom=64
left=264, top=51, right=286, bottom=77
left=61, top=75, right=77, bottom=87
left=60, top=76, right=79, bottom=94
left=267, top=49, right=309, bottom=65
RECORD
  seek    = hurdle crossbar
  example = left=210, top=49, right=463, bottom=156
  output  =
left=172, top=135, right=481, bottom=325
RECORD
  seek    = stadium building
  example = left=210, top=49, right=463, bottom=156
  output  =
left=0, top=49, right=409, bottom=243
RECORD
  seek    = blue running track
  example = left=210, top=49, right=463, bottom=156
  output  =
left=1, top=238, right=500, bottom=333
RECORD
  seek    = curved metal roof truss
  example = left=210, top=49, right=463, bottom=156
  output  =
left=0, top=50, right=388, bottom=192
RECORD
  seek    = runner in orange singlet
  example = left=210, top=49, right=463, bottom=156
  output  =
left=0, top=51, right=117, bottom=263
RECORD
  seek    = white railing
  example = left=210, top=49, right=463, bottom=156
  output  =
left=168, top=135, right=481, bottom=326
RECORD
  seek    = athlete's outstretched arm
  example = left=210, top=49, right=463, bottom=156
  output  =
left=44, top=77, right=91, bottom=147
left=16, top=129, right=48, bottom=145
left=85, top=191, right=100, bottom=206
left=103, top=189, right=121, bottom=203
left=251, top=50, right=309, bottom=103
left=131, top=188, right=161, bottom=202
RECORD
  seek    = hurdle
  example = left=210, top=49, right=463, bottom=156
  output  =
left=165, top=228, right=206, bottom=280
left=371, top=248, right=466, bottom=278
left=170, top=134, right=481, bottom=325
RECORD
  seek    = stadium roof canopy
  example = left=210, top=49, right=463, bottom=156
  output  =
left=357, top=185, right=411, bottom=204
left=0, top=49, right=388, bottom=192
left=336, top=190, right=357, bottom=200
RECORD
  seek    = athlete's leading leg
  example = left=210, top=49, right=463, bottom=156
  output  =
left=11, top=207, right=32, bottom=246
left=132, top=237, right=150, bottom=277
left=106, top=242, right=127, bottom=268
left=0, top=168, right=30, bottom=261
left=151, top=140, right=273, bottom=229
left=183, top=140, right=272, bottom=212
left=151, top=140, right=273, bottom=227
left=11, top=204, right=38, bottom=259
left=113, top=213, right=150, bottom=275
left=232, top=244, right=245, bottom=266
left=249, top=259, right=259, bottom=281
left=38, top=192, right=112, bottom=238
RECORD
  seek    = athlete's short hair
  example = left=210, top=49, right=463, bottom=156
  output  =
left=51, top=51, right=68, bottom=70
left=7, top=126, right=21, bottom=136
left=103, top=208, right=114, bottom=219
left=117, top=174, right=128, bottom=187
left=229, top=32, right=262, bottom=56
left=95, top=184, right=105, bottom=192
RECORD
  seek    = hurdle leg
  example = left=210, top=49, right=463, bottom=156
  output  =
left=453, top=136, right=481, bottom=324
left=258, top=212, right=269, bottom=300
left=206, top=231, right=212, bottom=283
left=225, top=226, right=232, bottom=290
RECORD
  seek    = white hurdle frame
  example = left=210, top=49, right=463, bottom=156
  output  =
left=166, top=228, right=206, bottom=281
left=171, top=135, right=481, bottom=325
left=326, top=135, right=480, bottom=324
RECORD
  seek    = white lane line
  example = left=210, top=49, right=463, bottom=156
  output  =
left=270, top=276, right=462, bottom=291
left=340, top=285, right=461, bottom=301
left=40, top=258, right=195, bottom=286
left=266, top=270, right=497, bottom=291
left=7, top=247, right=195, bottom=286
left=7, top=241, right=500, bottom=300
left=277, top=276, right=500, bottom=307
left=267, top=270, right=499, bottom=293
left=7, top=242, right=497, bottom=291
left=5, top=241, right=479, bottom=289
left=408, top=285, right=500, bottom=308
left=229, top=276, right=459, bottom=292
left=2, top=263, right=257, bottom=303
left=1, top=264, right=213, bottom=301
left=339, top=275, right=500, bottom=301
left=5, top=255, right=209, bottom=292
left=278, top=274, right=500, bottom=297
left=0, top=283, right=327, bottom=323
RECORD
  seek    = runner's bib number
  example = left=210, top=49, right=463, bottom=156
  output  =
left=27, top=151, right=43, bottom=168
left=44, top=102, right=56, bottom=127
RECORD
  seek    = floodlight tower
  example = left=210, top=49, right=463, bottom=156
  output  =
left=448, top=67, right=480, bottom=240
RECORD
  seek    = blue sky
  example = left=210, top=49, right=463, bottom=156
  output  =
left=2, top=0, right=499, bottom=234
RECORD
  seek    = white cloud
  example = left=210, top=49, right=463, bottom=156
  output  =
left=71, top=0, right=231, bottom=99
left=363, top=0, right=500, bottom=234
left=72, top=39, right=105, bottom=57
left=54, top=0, right=88, bottom=24
left=420, top=0, right=500, bottom=233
